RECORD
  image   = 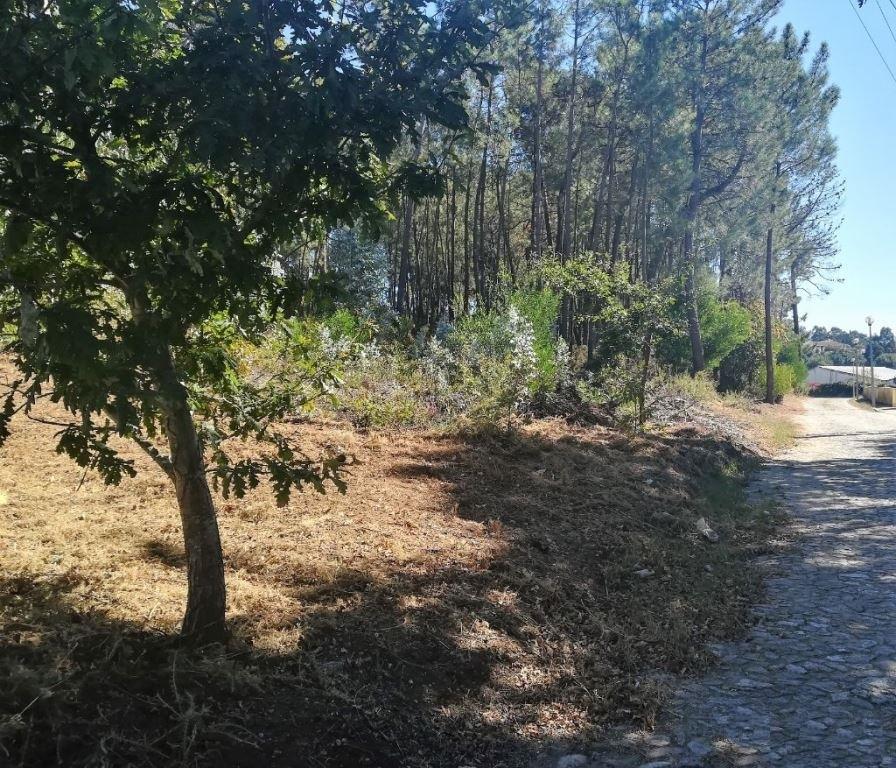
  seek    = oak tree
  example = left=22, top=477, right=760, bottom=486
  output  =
left=0, top=0, right=502, bottom=643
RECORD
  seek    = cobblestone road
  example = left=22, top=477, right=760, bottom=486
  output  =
left=547, top=398, right=896, bottom=768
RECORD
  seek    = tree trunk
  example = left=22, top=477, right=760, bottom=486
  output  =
left=790, top=263, right=800, bottom=335
left=474, top=84, right=492, bottom=308
left=463, top=158, right=473, bottom=314
left=765, top=161, right=781, bottom=405
left=540, top=178, right=554, bottom=254
left=447, top=171, right=457, bottom=321
left=556, top=0, right=580, bottom=259
left=683, top=166, right=705, bottom=374
left=396, top=193, right=414, bottom=314
left=588, top=128, right=615, bottom=252
left=165, top=394, right=227, bottom=643
left=530, top=7, right=546, bottom=262
left=130, top=293, right=226, bottom=645
left=641, top=191, right=650, bottom=282
left=496, top=158, right=513, bottom=282
left=764, top=221, right=775, bottom=404
left=684, top=258, right=705, bottom=374
left=587, top=39, right=628, bottom=254
left=765, top=219, right=775, bottom=403
left=683, top=32, right=708, bottom=374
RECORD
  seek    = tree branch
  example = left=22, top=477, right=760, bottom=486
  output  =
left=131, top=432, right=176, bottom=482
left=701, top=150, right=747, bottom=201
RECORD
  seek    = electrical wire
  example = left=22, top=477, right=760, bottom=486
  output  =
left=849, top=0, right=896, bottom=88
left=876, top=0, right=896, bottom=47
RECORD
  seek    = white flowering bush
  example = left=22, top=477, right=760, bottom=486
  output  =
left=236, top=315, right=354, bottom=417
left=432, top=292, right=561, bottom=421
left=248, top=288, right=568, bottom=428
left=316, top=324, right=354, bottom=362
left=554, top=337, right=572, bottom=388
left=508, top=307, right=538, bottom=373
left=420, top=337, right=452, bottom=392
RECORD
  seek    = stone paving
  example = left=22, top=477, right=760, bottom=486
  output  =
left=545, top=398, right=896, bottom=768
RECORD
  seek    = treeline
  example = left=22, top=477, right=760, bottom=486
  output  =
left=291, top=0, right=841, bottom=401
left=807, top=326, right=896, bottom=368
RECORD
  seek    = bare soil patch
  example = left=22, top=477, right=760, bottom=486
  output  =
left=0, top=382, right=796, bottom=767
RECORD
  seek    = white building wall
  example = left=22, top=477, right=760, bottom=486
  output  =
left=806, top=367, right=853, bottom=387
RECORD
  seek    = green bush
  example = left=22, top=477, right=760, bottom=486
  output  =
left=757, top=362, right=805, bottom=399
left=538, top=257, right=675, bottom=421
left=667, top=371, right=719, bottom=403
left=509, top=288, right=562, bottom=389
left=324, top=308, right=360, bottom=339
left=777, top=336, right=808, bottom=389
left=657, top=274, right=752, bottom=374
left=243, top=316, right=352, bottom=411
left=440, top=301, right=557, bottom=421
left=753, top=333, right=808, bottom=398
left=718, top=336, right=764, bottom=393
left=339, top=350, right=440, bottom=429
left=259, top=294, right=570, bottom=429
left=701, top=297, right=752, bottom=371
left=773, top=363, right=794, bottom=397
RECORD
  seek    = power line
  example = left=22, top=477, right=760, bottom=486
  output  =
left=876, top=0, right=896, bottom=48
left=850, top=0, right=896, bottom=88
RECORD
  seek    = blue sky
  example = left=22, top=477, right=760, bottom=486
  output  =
left=777, top=0, right=896, bottom=333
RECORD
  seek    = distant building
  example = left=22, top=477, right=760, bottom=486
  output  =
left=806, top=365, right=896, bottom=388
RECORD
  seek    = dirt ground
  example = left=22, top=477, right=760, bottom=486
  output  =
left=0, top=377, right=800, bottom=767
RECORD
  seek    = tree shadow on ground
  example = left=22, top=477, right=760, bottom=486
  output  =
left=556, top=420, right=896, bottom=768
left=1, top=425, right=776, bottom=768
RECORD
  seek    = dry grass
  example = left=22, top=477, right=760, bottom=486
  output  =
left=713, top=395, right=805, bottom=454
left=662, top=372, right=805, bottom=455
left=0, top=375, right=796, bottom=767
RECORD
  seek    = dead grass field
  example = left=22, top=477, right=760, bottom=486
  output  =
left=0, top=379, right=799, bottom=767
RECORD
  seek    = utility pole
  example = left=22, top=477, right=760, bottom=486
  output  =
left=853, top=355, right=859, bottom=400
left=867, top=316, right=877, bottom=408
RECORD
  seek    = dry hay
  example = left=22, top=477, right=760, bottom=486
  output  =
left=0, top=376, right=794, bottom=767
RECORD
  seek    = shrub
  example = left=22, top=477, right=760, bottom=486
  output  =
left=701, top=296, right=753, bottom=371
left=539, top=257, right=675, bottom=421
left=340, top=350, right=442, bottom=429
left=777, top=336, right=808, bottom=389
left=509, top=288, right=563, bottom=390
left=717, top=335, right=764, bottom=394
left=809, top=382, right=853, bottom=398
left=438, top=304, right=553, bottom=421
left=757, top=362, right=804, bottom=400
left=657, top=275, right=752, bottom=374
left=667, top=371, right=719, bottom=403
left=753, top=332, right=809, bottom=399
left=773, top=363, right=795, bottom=398
left=263, top=296, right=570, bottom=429
left=243, top=316, right=353, bottom=412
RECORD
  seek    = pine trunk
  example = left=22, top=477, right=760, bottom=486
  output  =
left=764, top=222, right=775, bottom=404
left=790, top=264, right=800, bottom=335
left=765, top=162, right=780, bottom=405
left=684, top=257, right=705, bottom=374
left=683, top=33, right=708, bottom=374
left=530, top=47, right=545, bottom=262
